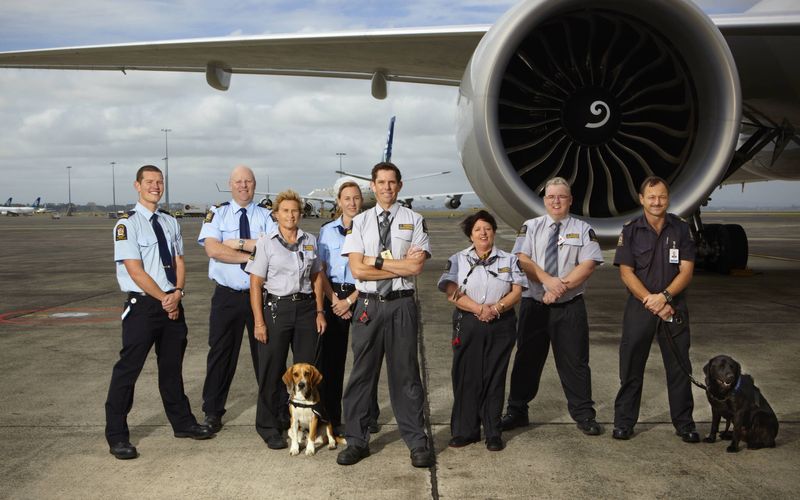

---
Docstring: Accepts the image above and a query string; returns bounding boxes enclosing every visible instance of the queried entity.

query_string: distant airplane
[1,197,41,216]
[2,0,798,272]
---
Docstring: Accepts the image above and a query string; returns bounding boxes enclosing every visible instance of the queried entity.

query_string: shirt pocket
[137,233,159,250]
[219,222,239,240]
[393,229,413,257]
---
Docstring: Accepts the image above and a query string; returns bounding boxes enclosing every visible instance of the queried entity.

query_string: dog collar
[733,375,742,393]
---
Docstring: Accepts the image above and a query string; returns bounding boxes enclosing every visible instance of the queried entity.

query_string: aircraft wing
[0,27,487,89]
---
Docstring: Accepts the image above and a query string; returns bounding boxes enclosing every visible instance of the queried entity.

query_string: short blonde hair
[274,189,302,211]
[545,176,571,194]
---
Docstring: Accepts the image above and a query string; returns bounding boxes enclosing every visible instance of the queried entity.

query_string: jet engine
[445,195,463,209]
[457,0,741,243]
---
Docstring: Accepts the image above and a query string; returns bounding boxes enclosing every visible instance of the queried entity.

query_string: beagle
[282,363,344,456]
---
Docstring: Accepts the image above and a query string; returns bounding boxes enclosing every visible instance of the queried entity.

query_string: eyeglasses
[544,194,570,202]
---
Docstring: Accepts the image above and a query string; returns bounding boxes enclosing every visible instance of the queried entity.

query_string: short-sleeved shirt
[244,228,322,296]
[437,246,528,304]
[341,204,431,293]
[198,199,276,291]
[318,216,355,285]
[513,215,603,302]
[613,213,696,294]
[113,202,183,293]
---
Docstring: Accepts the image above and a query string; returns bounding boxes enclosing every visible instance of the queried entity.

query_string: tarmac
[0,211,798,500]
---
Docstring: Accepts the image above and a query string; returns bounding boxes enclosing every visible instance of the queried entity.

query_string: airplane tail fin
[33,197,41,208]
[382,115,395,162]
[4,197,11,206]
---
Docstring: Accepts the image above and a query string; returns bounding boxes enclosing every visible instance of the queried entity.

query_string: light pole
[161,128,172,210]
[110,161,117,214]
[66,165,72,215]
[336,152,347,174]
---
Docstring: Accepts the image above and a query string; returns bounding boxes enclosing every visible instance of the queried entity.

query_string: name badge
[381,249,394,260]
[669,248,679,264]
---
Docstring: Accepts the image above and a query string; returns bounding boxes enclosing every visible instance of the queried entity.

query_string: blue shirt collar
[134,202,156,219]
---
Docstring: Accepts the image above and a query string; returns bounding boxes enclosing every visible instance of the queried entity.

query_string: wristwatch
[662,289,673,303]
[374,255,384,270]
[174,287,185,297]
[238,239,245,251]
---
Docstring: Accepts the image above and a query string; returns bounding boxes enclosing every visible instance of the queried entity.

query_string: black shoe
[203,415,223,434]
[612,426,633,440]
[410,447,434,468]
[174,424,215,440]
[448,436,479,448]
[485,436,505,451]
[266,434,287,450]
[576,418,603,436]
[368,421,380,434]
[676,427,700,443]
[337,445,370,465]
[109,441,138,460]
[500,413,529,431]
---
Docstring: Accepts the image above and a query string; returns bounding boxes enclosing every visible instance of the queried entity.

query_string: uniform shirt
[113,202,184,293]
[341,203,431,293]
[245,228,322,296]
[318,216,355,285]
[198,199,276,291]
[513,214,603,302]
[613,213,696,294]
[437,246,528,304]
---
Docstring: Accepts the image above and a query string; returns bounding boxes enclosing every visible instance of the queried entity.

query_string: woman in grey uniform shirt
[246,190,326,449]
[438,210,526,451]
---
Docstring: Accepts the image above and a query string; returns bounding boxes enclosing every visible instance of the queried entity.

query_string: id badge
[380,249,393,260]
[669,248,679,264]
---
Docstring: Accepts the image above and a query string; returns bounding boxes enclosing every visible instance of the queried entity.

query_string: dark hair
[639,176,669,195]
[370,162,402,183]
[136,165,162,183]
[460,210,497,238]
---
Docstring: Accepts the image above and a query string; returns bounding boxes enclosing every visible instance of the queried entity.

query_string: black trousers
[202,285,257,419]
[614,295,695,430]
[105,295,196,445]
[450,309,516,440]
[342,296,427,449]
[321,290,380,429]
[255,297,317,441]
[506,296,596,422]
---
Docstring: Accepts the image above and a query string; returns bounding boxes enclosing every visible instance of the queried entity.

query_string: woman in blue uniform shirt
[438,210,526,451]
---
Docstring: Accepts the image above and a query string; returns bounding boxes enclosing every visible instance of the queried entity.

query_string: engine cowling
[457,0,741,242]
[445,196,462,209]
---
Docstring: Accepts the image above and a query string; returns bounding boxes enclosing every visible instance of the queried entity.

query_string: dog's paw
[305,446,316,456]
[703,435,716,443]
[726,444,739,453]
[328,441,337,450]
[719,431,733,440]
[290,446,300,456]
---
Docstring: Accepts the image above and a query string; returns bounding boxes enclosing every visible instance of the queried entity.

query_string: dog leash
[657,316,708,391]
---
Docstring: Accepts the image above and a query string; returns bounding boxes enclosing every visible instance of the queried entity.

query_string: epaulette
[217,201,230,208]
[320,219,335,228]
[118,210,135,219]
[157,208,172,216]
[623,219,633,226]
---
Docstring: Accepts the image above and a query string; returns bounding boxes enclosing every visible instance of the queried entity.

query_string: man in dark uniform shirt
[612,176,699,443]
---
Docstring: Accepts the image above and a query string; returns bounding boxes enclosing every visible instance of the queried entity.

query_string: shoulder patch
[617,233,624,247]
[422,219,428,234]
[203,210,215,223]
[115,224,128,241]
[517,224,527,236]
[588,229,598,242]
[445,260,452,271]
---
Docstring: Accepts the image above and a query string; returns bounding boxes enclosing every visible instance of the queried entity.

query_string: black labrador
[703,355,779,452]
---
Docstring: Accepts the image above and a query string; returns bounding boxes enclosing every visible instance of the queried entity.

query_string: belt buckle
[291,293,303,302]
[376,293,387,303]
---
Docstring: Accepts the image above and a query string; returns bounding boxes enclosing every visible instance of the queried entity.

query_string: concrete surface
[0,211,798,499]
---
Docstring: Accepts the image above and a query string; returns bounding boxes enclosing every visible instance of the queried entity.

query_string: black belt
[358,290,414,302]
[529,294,582,307]
[127,291,176,300]
[216,283,250,294]
[331,282,356,293]
[267,292,313,302]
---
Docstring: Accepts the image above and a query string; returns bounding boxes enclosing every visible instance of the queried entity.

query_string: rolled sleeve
[244,236,269,278]
[437,254,459,292]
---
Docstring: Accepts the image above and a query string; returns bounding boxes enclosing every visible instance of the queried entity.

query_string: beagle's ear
[282,366,295,387]
[310,365,323,387]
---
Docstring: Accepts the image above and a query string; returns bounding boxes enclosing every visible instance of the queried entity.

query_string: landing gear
[691,212,749,274]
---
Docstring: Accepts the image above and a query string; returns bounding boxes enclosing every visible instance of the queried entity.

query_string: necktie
[151,213,177,285]
[239,207,250,270]
[377,211,392,296]
[545,221,561,278]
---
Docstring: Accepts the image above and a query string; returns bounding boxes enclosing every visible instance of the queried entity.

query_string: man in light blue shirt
[198,165,276,433]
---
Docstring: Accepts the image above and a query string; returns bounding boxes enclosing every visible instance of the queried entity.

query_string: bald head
[229,165,256,207]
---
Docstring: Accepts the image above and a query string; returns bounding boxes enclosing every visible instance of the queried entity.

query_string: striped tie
[376,211,392,296]
[545,221,561,277]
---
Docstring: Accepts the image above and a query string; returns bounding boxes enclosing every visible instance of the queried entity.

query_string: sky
[0,0,796,210]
